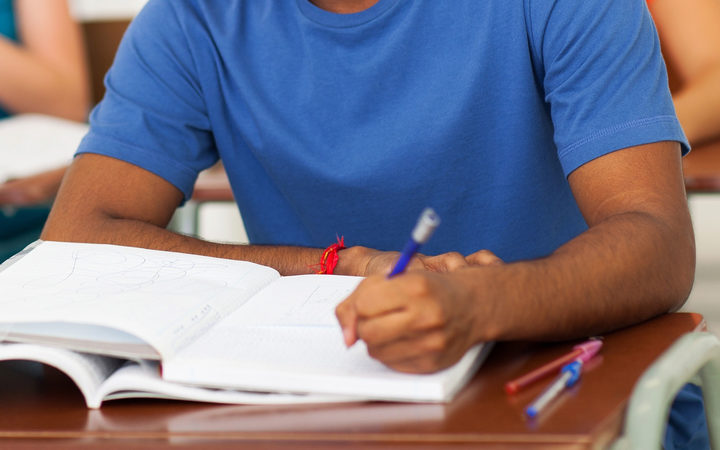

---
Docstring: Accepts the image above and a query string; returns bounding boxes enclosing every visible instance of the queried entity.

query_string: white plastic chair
[612,331,720,449]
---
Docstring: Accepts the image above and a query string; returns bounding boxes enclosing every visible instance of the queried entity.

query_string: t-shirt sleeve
[527,0,688,176]
[76,0,217,201]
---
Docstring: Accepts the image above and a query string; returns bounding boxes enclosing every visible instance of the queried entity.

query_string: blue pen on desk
[525,360,583,419]
[388,208,441,278]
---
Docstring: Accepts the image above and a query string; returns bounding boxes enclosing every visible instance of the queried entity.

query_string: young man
[44,0,692,370]
[43,1,702,445]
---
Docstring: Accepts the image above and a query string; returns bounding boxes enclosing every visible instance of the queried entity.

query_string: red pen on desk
[504,339,602,394]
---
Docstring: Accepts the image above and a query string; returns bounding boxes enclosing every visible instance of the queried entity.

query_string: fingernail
[342,327,355,347]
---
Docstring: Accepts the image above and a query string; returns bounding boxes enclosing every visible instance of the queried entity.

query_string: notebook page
[221,274,363,328]
[97,361,353,409]
[0,343,123,407]
[0,241,280,358]
[164,275,484,402]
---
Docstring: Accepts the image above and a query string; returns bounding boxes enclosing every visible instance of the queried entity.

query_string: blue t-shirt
[78,0,687,260]
[0,0,17,119]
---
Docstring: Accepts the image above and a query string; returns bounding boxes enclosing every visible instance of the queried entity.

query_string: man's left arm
[336,141,694,373]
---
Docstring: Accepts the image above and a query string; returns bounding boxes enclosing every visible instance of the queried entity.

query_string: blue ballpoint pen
[387,208,441,278]
[525,360,583,419]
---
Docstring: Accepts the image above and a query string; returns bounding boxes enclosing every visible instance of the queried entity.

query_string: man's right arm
[42,154,330,275]
[42,154,470,277]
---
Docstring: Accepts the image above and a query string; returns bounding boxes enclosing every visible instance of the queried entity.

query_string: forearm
[0,37,87,121]
[674,66,720,145]
[463,210,695,342]
[41,212,328,276]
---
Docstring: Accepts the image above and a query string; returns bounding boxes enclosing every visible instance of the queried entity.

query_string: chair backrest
[81,20,131,106]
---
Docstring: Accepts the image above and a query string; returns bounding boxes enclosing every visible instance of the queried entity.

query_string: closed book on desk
[0,241,487,408]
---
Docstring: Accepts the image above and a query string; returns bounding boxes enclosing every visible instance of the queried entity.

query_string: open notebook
[0,241,488,408]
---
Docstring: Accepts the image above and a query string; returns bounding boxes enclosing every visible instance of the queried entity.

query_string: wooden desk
[0,313,704,448]
[684,140,720,193]
[192,165,234,202]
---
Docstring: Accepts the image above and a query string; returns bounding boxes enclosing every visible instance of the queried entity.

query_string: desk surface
[193,166,234,202]
[0,313,703,448]
[684,140,720,193]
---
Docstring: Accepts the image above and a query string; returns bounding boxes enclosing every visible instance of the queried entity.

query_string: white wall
[69,0,148,22]
[198,203,249,244]
[682,196,720,333]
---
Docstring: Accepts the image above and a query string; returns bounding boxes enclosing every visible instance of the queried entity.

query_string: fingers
[336,261,488,373]
[466,249,504,266]
[336,274,430,347]
[357,248,501,276]
[336,272,476,373]
[364,329,470,374]
[365,329,448,373]
[335,297,359,346]
[355,299,443,346]
[420,251,467,272]
[420,250,503,272]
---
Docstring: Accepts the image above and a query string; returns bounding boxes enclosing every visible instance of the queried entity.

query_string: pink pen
[505,339,603,395]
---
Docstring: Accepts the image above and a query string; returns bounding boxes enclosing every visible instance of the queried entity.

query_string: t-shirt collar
[296,0,401,28]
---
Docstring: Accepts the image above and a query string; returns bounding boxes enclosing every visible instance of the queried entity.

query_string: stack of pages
[0,241,488,408]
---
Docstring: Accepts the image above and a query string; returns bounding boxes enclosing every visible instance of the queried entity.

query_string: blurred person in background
[0,0,89,262]
[649,0,720,146]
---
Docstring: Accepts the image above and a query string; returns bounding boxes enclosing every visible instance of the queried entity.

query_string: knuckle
[447,253,467,270]
[357,321,380,343]
[468,249,501,265]
[423,332,448,353]
[415,302,446,329]
[415,357,441,374]
[366,344,384,361]
[407,274,433,296]
[334,302,348,316]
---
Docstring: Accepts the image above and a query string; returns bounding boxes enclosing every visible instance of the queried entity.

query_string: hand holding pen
[336,208,441,347]
[335,208,502,373]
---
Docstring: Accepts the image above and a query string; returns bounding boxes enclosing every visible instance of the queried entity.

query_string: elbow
[667,228,696,313]
[40,205,104,244]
